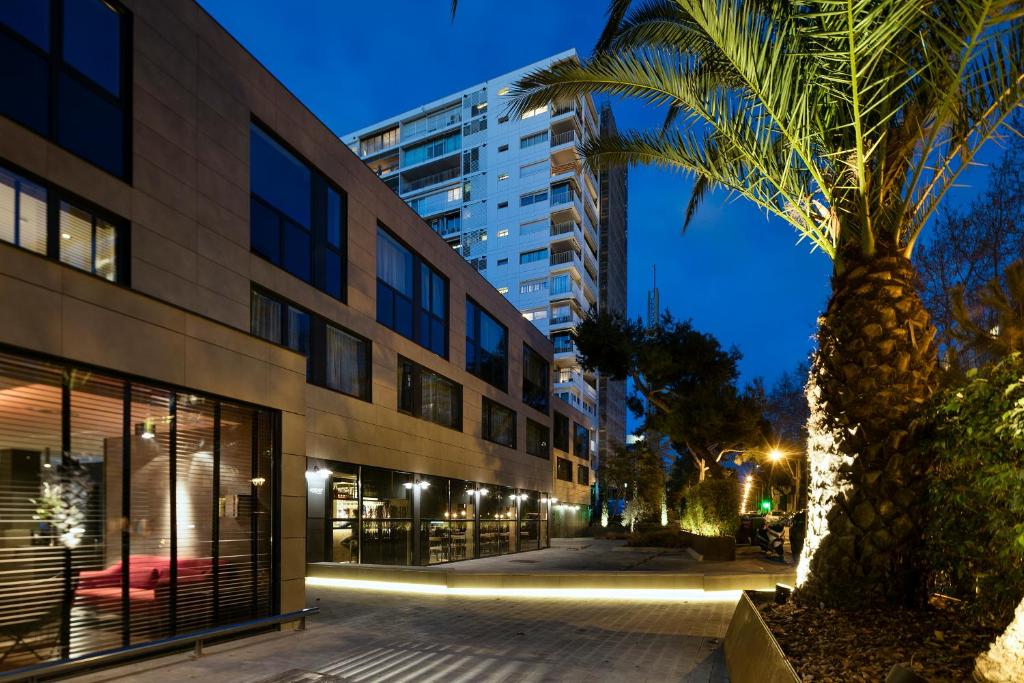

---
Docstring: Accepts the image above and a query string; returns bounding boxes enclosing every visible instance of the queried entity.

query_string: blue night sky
[198,0,993,389]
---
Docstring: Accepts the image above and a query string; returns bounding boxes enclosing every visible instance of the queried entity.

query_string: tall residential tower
[344,50,629,520]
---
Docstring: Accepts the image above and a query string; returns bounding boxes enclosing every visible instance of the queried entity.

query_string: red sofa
[76,555,217,609]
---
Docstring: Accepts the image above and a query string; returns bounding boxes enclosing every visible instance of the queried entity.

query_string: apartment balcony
[549,309,582,332]
[550,129,577,149]
[550,249,581,269]
[553,369,598,401]
[550,220,584,251]
[400,165,461,194]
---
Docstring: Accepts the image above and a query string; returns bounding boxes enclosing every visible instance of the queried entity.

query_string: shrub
[679,478,739,538]
[924,353,1024,625]
[628,528,690,548]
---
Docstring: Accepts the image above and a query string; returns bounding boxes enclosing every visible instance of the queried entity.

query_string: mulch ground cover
[759,597,999,681]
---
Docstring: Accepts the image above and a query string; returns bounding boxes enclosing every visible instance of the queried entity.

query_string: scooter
[755,518,788,560]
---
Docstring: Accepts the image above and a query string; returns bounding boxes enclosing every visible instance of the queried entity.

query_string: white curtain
[250,292,281,344]
[376,229,413,296]
[326,325,364,396]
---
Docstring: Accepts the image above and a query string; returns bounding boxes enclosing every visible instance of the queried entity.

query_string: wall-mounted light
[305,465,331,481]
[251,476,267,487]
[405,481,431,490]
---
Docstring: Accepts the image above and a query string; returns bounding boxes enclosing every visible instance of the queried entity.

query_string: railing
[550,250,579,266]
[550,220,577,237]
[550,188,577,206]
[553,340,575,354]
[551,104,575,117]
[551,130,576,147]
[550,161,578,176]
[0,607,320,683]
[549,314,576,326]
[402,166,460,193]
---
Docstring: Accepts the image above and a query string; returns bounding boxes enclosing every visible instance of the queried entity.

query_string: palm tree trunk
[798,254,938,608]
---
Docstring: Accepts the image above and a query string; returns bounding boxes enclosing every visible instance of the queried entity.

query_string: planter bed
[754,593,998,681]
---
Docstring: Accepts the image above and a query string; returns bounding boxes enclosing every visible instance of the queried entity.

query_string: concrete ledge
[306,562,790,592]
[723,592,800,683]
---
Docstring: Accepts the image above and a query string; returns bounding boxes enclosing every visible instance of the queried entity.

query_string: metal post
[194,639,203,658]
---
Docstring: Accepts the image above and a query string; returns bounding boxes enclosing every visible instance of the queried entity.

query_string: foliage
[510,0,1024,269]
[31,458,93,549]
[951,259,1024,364]
[603,433,667,510]
[600,504,609,528]
[627,528,689,548]
[622,496,651,532]
[679,477,740,538]
[574,311,768,478]
[916,122,1024,365]
[924,353,1024,625]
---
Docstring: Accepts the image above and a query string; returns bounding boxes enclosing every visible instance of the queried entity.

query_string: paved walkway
[72,583,735,683]
[426,538,794,575]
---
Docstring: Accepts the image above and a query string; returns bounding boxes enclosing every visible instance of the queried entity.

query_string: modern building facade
[342,53,623,525]
[0,0,557,675]
[596,103,628,483]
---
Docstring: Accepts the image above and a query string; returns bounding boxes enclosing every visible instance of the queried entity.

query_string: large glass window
[250,123,346,299]
[553,411,570,451]
[250,289,369,400]
[577,464,590,486]
[465,298,508,391]
[401,132,461,166]
[556,457,573,482]
[573,421,591,460]
[522,344,549,413]
[58,201,118,281]
[326,464,359,564]
[482,398,516,448]
[0,162,126,282]
[479,485,516,557]
[0,0,128,177]
[0,166,47,255]
[525,418,549,459]
[359,467,413,566]
[0,350,276,673]
[376,226,448,357]
[398,357,462,431]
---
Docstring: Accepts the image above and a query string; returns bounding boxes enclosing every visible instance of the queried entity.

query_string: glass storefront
[306,461,548,566]
[0,349,278,675]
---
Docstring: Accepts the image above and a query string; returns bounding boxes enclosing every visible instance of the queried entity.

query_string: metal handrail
[551,130,576,146]
[402,166,461,193]
[550,250,580,266]
[2,607,319,683]
[550,220,578,237]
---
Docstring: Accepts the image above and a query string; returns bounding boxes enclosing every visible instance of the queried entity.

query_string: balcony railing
[550,250,580,266]
[550,220,578,237]
[402,167,461,193]
[551,104,575,117]
[553,340,575,354]
[550,188,577,206]
[551,130,576,147]
[549,313,577,326]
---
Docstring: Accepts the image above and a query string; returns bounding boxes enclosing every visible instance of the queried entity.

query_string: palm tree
[507,0,1024,607]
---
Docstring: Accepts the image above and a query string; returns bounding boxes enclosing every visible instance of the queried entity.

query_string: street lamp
[768,448,783,463]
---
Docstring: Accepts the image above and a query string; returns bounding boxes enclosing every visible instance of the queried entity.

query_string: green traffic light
[760,499,772,511]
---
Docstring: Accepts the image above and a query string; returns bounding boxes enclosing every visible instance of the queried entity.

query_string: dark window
[556,457,572,482]
[522,343,549,413]
[573,421,590,460]
[497,144,508,152]
[525,418,549,459]
[0,161,127,282]
[398,357,463,431]
[577,464,590,486]
[249,123,347,299]
[497,258,508,266]
[497,201,508,209]
[553,411,570,451]
[250,288,370,400]
[482,397,515,448]
[520,248,548,264]
[519,190,548,207]
[0,0,129,177]
[376,225,448,357]
[466,298,508,391]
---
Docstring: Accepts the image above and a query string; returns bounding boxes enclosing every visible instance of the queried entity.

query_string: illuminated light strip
[305,576,742,603]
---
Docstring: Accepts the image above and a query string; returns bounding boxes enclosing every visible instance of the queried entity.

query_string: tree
[574,311,768,481]
[509,0,1023,609]
[916,121,1024,368]
[760,363,811,509]
[603,433,667,527]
